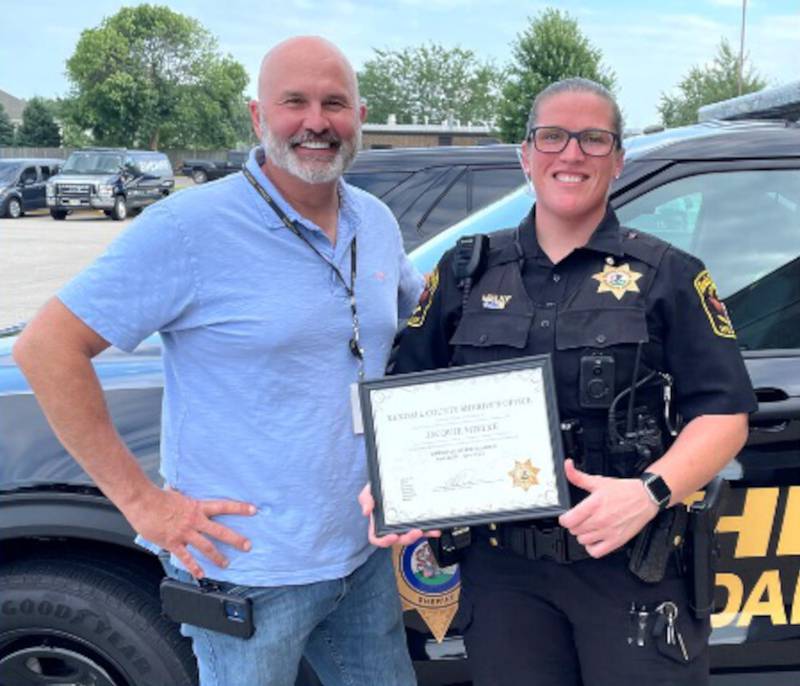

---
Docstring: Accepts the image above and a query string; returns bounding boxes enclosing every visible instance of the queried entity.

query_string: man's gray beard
[261,122,361,184]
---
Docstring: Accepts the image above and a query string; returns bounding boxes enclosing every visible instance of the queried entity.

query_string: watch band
[640,472,671,511]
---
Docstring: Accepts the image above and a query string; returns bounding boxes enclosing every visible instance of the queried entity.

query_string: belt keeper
[523,528,535,558]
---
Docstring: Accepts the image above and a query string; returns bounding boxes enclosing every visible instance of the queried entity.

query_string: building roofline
[362,123,493,134]
[0,88,26,122]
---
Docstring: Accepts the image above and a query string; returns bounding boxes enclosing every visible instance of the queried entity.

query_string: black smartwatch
[640,472,672,511]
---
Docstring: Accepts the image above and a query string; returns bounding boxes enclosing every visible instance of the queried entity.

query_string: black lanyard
[242,166,364,378]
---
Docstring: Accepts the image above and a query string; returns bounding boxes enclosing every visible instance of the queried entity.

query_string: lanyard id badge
[242,166,366,433]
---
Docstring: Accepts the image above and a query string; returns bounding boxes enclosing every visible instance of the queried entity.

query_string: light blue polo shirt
[59,148,423,585]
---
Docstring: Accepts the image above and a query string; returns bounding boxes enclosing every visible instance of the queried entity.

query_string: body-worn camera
[160,578,254,639]
[579,354,615,408]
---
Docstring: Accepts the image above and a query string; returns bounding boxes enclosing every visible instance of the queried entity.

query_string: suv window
[345,171,412,199]
[63,152,124,174]
[344,146,525,251]
[470,167,526,215]
[419,173,467,238]
[20,166,37,184]
[617,169,800,350]
[383,166,466,251]
[228,151,248,166]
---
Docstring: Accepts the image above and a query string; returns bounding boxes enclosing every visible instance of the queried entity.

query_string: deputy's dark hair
[525,78,623,143]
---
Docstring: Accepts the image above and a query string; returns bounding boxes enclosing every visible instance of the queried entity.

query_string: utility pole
[737,0,747,96]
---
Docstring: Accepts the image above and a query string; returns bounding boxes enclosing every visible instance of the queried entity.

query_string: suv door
[135,156,172,206]
[615,164,800,672]
[19,166,41,211]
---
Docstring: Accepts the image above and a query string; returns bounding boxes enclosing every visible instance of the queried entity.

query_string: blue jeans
[165,548,416,686]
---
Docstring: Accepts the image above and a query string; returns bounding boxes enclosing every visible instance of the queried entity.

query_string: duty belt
[489,524,591,563]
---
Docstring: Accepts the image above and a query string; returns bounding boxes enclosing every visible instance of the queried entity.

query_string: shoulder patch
[693,270,736,339]
[407,268,439,328]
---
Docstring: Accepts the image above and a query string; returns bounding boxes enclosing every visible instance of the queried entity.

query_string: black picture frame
[359,354,570,536]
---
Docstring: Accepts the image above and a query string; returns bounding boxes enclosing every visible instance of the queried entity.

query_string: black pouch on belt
[686,476,729,618]
[628,506,688,584]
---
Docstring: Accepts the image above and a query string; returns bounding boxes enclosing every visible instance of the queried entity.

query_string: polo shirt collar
[245,146,358,235]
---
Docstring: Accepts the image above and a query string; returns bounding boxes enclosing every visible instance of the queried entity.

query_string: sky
[1,0,798,130]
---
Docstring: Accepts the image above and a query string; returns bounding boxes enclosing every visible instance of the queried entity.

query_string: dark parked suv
[345,144,525,251]
[2,121,800,686]
[0,158,62,218]
[47,148,174,221]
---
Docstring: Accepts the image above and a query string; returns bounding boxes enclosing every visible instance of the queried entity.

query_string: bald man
[14,36,422,686]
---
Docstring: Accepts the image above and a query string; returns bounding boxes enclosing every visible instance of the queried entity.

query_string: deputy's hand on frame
[558,459,658,559]
[124,484,256,579]
[358,483,441,547]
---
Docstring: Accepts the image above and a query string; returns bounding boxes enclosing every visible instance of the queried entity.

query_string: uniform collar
[245,146,357,236]
[517,203,625,260]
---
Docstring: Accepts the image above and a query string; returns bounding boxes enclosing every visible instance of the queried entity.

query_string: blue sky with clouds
[1,0,798,130]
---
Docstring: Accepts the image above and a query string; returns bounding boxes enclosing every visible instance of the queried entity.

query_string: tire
[50,209,68,220]
[191,169,208,184]
[111,196,128,221]
[0,558,197,686]
[4,197,23,219]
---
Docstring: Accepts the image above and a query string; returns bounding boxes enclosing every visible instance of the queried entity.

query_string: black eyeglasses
[526,126,619,157]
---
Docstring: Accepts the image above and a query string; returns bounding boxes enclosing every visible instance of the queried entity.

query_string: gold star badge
[508,459,540,491]
[592,263,643,300]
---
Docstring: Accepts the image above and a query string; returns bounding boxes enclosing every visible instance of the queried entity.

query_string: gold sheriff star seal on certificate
[592,263,643,300]
[393,542,461,643]
[508,459,540,491]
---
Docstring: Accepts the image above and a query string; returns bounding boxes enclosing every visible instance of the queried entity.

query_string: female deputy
[363,78,756,686]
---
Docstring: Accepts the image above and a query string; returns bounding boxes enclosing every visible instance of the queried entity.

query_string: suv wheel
[111,196,128,221]
[191,169,207,184]
[50,209,68,220]
[4,197,23,219]
[0,558,197,686]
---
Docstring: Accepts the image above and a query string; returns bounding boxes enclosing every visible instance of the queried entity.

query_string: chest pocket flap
[451,309,534,349]
[556,307,649,350]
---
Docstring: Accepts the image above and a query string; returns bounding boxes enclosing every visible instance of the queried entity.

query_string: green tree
[497,9,616,143]
[167,57,253,149]
[658,39,767,127]
[52,97,93,148]
[358,43,504,126]
[64,4,248,149]
[15,97,61,147]
[0,104,14,145]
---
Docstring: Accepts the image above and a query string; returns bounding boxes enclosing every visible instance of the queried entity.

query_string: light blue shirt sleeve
[58,202,198,352]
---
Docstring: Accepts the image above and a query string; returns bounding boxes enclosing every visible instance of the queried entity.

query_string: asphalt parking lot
[1,177,193,328]
[1,210,131,328]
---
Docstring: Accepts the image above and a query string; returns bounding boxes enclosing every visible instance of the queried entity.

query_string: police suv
[47,148,174,221]
[1,121,800,686]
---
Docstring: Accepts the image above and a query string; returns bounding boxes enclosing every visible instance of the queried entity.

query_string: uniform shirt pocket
[450,310,534,349]
[556,307,649,350]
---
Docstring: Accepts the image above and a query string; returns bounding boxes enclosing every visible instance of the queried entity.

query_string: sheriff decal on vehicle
[394,540,460,642]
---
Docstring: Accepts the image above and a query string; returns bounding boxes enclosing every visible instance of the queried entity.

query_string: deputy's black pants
[460,538,710,686]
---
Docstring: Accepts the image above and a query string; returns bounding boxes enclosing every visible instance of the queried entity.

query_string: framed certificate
[359,355,570,536]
